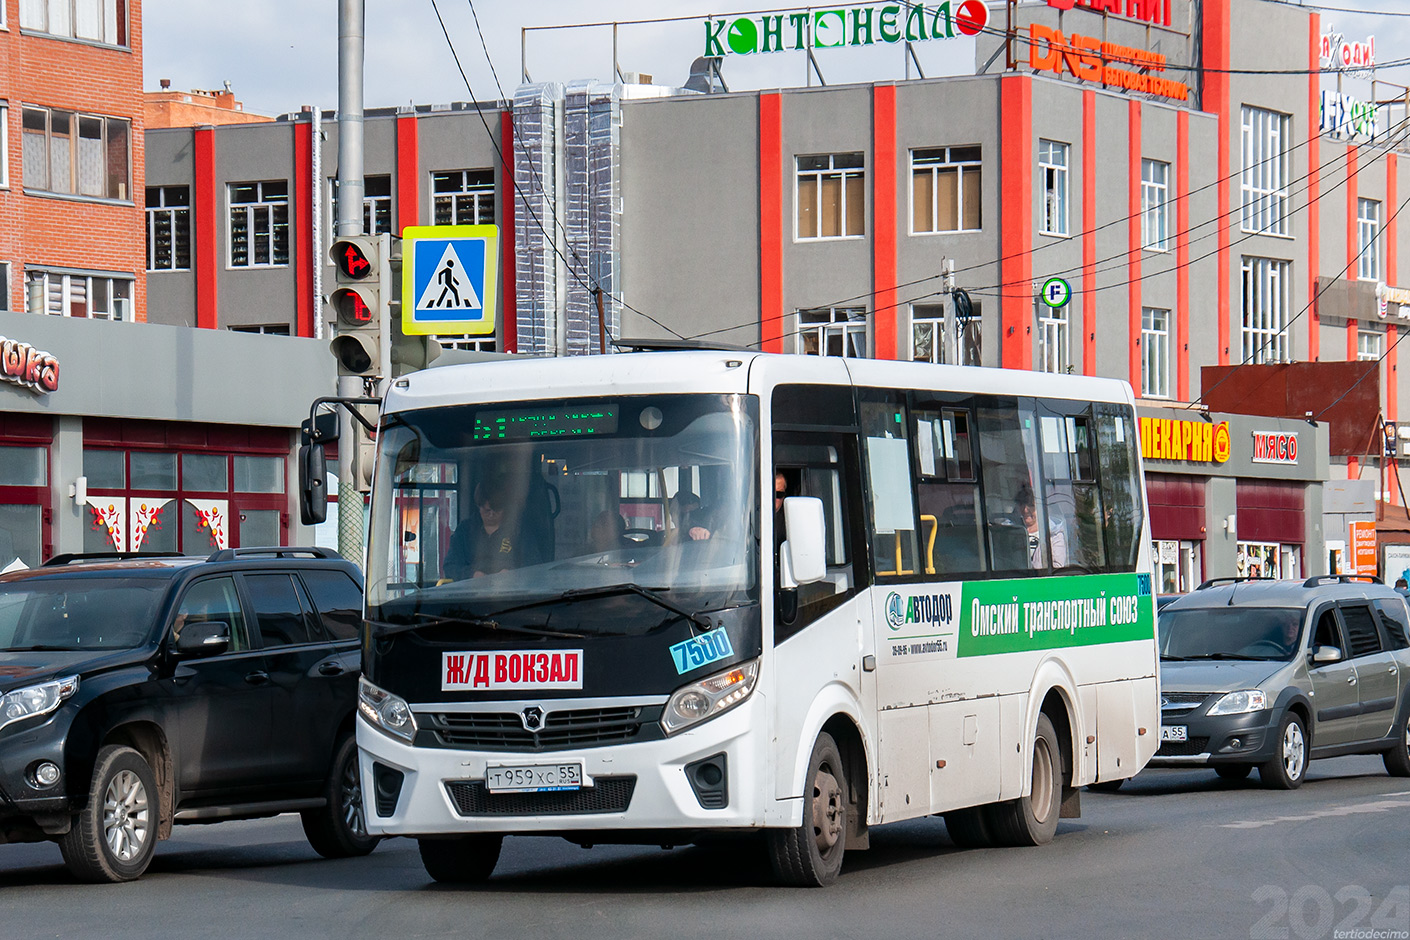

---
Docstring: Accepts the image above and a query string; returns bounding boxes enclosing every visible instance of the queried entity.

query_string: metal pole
[336,0,366,567]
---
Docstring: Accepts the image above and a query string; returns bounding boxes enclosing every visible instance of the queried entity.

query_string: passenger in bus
[444,477,528,580]
[774,470,791,549]
[1016,483,1067,569]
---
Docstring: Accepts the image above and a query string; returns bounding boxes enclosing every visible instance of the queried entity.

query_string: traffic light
[385,238,443,376]
[328,234,389,376]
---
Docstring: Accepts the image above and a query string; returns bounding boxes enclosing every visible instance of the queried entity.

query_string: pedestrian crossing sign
[401,224,499,336]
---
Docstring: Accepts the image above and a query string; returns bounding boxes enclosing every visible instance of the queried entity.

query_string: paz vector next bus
[337,350,1159,886]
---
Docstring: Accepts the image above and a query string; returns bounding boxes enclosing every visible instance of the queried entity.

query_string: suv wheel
[419,834,504,883]
[1384,705,1410,777]
[301,734,381,858]
[1259,712,1307,790]
[59,745,159,883]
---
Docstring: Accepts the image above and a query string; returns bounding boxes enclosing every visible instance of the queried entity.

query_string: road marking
[1222,790,1410,829]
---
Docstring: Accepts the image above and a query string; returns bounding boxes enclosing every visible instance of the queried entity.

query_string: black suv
[0,547,376,881]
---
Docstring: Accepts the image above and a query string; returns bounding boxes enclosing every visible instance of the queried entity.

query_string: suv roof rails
[205,546,345,563]
[611,337,754,353]
[1195,576,1278,590]
[1302,574,1383,588]
[43,551,187,567]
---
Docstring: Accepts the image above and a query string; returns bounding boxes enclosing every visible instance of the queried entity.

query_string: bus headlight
[358,677,417,743]
[662,659,759,736]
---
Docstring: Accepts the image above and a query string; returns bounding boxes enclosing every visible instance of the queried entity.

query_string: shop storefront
[0,311,334,565]
[1137,407,1328,592]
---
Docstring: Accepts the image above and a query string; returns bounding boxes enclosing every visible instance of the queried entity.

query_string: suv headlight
[661,659,759,736]
[1207,689,1268,716]
[358,677,417,743]
[0,676,78,733]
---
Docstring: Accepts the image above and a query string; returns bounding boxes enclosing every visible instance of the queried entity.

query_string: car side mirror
[1310,644,1343,665]
[174,621,231,658]
[779,496,827,589]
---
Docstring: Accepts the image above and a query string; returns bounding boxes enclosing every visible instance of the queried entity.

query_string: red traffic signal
[331,287,374,326]
[334,239,374,280]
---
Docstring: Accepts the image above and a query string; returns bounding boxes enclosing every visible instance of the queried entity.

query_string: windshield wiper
[492,583,714,631]
[371,613,584,640]
[1177,652,1258,661]
[4,645,79,652]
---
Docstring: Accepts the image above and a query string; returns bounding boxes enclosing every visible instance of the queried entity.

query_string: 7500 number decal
[669,628,735,675]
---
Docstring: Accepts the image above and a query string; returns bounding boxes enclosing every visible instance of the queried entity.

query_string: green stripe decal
[958,572,1154,658]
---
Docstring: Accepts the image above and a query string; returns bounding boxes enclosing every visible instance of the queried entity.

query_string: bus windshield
[366,394,759,636]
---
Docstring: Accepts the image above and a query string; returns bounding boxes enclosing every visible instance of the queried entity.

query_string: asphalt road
[2,756,1408,940]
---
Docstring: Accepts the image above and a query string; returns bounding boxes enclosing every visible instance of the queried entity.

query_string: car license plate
[1161,725,1188,742]
[485,762,583,794]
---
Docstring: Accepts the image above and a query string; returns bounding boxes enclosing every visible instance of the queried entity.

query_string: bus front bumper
[356,698,768,836]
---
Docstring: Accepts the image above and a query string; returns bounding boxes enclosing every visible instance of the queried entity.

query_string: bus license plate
[1161,725,1188,742]
[485,762,583,794]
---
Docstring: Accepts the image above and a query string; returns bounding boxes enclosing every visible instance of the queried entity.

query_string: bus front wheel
[767,732,848,886]
[987,713,1063,847]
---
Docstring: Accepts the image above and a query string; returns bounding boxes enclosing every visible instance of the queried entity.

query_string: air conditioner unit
[113,297,132,322]
[1400,441,1410,458]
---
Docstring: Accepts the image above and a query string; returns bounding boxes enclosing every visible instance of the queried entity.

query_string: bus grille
[418,706,649,752]
[1156,737,1211,757]
[445,776,637,816]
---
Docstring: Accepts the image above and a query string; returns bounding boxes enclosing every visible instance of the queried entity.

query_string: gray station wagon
[1148,576,1410,789]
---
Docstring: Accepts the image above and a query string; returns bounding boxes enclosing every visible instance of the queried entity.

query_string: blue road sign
[401,225,499,336]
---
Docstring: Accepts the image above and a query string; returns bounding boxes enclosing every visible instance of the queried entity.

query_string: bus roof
[382,351,1137,415]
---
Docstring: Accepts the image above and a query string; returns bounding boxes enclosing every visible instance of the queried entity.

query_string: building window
[911,146,981,234]
[432,170,494,225]
[146,186,191,272]
[1141,159,1170,251]
[797,153,865,239]
[1039,140,1069,237]
[229,324,291,336]
[1241,106,1291,235]
[19,0,128,46]
[0,263,9,312]
[1141,307,1171,398]
[1241,256,1291,364]
[329,174,392,237]
[1036,300,1070,373]
[799,307,867,357]
[228,181,289,268]
[0,102,8,188]
[25,269,133,320]
[435,335,497,353]
[1358,198,1382,282]
[911,301,981,366]
[1358,321,1384,362]
[21,106,130,200]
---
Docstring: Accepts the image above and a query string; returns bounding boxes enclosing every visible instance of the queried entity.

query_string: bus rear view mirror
[299,443,328,525]
[780,496,827,588]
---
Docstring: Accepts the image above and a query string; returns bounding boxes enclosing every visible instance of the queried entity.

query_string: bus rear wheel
[767,732,847,886]
[987,714,1062,847]
[941,806,994,848]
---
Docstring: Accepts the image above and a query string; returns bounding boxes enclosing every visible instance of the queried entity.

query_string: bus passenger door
[771,433,871,803]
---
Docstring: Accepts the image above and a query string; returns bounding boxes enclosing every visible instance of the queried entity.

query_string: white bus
[350,350,1159,886]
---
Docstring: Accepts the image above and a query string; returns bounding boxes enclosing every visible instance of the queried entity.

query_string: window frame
[0,262,9,313]
[910,145,982,235]
[327,174,393,240]
[1357,321,1384,362]
[19,0,129,47]
[1141,158,1170,252]
[431,169,495,227]
[0,101,9,189]
[795,152,867,241]
[798,306,869,358]
[1036,300,1070,374]
[1240,105,1292,237]
[227,180,290,269]
[1038,139,1070,237]
[1241,256,1291,364]
[145,185,191,272]
[24,268,133,320]
[1358,197,1382,282]
[21,104,131,201]
[1141,306,1172,399]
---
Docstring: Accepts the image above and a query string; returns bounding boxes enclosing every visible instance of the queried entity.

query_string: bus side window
[860,397,920,578]
[977,399,1048,572]
[774,440,857,643]
[1094,407,1143,571]
[913,407,985,575]
[1036,407,1106,571]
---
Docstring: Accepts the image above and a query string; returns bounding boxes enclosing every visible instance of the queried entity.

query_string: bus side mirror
[779,496,827,589]
[299,443,328,525]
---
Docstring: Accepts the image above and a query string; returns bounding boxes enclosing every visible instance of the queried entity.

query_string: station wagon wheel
[302,734,381,858]
[59,745,159,883]
[1383,702,1410,778]
[1259,712,1307,790]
